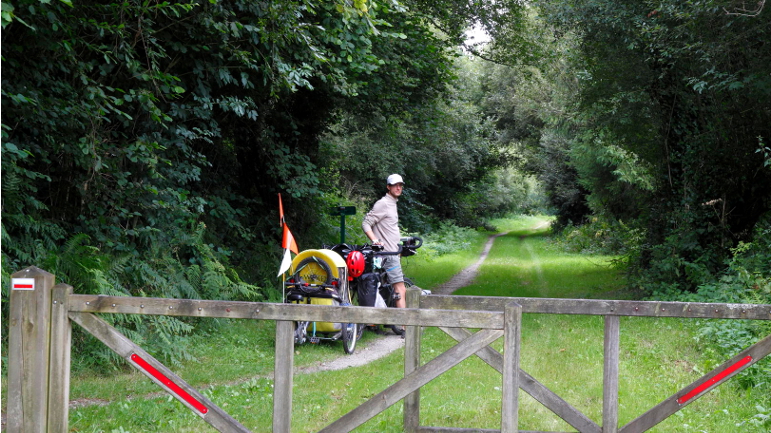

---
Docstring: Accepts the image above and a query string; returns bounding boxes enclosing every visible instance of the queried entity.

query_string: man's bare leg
[394,281,406,309]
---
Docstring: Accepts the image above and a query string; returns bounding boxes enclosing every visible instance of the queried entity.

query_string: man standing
[362,174,407,311]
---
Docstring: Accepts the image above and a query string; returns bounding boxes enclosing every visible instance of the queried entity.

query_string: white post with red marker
[12,278,35,291]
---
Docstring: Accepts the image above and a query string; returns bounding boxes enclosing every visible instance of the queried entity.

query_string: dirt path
[431,231,509,295]
[295,332,406,374]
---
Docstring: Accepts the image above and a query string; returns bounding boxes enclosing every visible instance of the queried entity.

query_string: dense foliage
[1,0,533,366]
[2,0,769,374]
[481,0,770,396]
[463,0,770,295]
[529,0,771,291]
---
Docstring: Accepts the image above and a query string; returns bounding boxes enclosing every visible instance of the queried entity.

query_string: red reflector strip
[677,356,753,405]
[130,353,208,414]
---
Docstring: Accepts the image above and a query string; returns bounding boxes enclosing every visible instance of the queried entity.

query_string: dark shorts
[381,255,404,285]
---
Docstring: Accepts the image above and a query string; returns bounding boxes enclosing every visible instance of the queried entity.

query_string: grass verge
[7,216,770,432]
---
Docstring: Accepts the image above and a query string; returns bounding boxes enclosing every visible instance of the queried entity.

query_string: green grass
[455,215,627,299]
[401,228,490,291]
[60,233,494,432]
[66,318,769,432]
[10,215,771,432]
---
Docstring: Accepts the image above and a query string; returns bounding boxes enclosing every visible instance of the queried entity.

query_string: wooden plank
[501,302,522,433]
[620,333,771,433]
[440,327,601,433]
[318,328,505,433]
[273,321,295,433]
[47,284,73,433]
[6,269,27,433]
[417,428,570,433]
[417,428,500,433]
[69,312,252,433]
[404,288,423,433]
[603,315,620,433]
[7,267,55,433]
[422,295,771,320]
[68,294,504,329]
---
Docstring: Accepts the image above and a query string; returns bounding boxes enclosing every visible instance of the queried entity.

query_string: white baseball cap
[387,174,404,185]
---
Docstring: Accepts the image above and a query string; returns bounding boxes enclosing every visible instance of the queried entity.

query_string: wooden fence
[6,266,771,432]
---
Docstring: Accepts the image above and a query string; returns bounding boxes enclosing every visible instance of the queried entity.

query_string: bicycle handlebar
[367,236,422,255]
[324,236,423,261]
[370,247,401,256]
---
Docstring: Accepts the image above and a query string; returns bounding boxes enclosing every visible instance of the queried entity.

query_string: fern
[3,222,263,371]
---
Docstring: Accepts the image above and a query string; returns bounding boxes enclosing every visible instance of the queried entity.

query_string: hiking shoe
[390,325,405,336]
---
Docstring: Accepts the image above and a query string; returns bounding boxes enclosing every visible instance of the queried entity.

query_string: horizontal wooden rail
[9,266,770,433]
[422,295,771,319]
[417,429,569,433]
[440,327,601,433]
[67,294,504,329]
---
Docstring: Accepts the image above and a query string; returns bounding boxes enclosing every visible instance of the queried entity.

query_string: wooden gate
[6,266,771,432]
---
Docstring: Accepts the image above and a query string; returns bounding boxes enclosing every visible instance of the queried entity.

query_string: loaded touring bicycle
[283,237,423,354]
[284,249,361,354]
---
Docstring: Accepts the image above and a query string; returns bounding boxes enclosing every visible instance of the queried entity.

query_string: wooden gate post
[404,287,423,433]
[273,320,295,433]
[7,267,56,433]
[48,284,74,432]
[603,315,621,433]
[501,301,522,433]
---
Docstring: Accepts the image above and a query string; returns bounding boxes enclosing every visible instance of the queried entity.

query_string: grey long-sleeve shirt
[362,194,400,252]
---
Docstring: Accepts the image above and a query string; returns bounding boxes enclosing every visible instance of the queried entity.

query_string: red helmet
[346,251,365,278]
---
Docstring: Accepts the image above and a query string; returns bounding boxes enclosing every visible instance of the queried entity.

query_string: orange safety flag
[278,194,299,254]
[279,192,286,226]
[282,224,299,255]
[278,194,299,277]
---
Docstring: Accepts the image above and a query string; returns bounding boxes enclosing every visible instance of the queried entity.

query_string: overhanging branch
[723,0,765,16]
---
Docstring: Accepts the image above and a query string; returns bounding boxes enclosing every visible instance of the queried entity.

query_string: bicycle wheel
[293,257,333,285]
[341,322,358,354]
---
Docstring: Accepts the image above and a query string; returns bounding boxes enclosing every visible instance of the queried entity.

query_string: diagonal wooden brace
[69,312,252,433]
[620,333,771,433]
[318,328,505,433]
[440,326,602,433]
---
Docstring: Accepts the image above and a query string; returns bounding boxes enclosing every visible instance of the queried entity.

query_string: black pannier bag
[357,272,380,307]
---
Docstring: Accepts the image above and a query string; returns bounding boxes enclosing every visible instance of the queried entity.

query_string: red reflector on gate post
[677,356,753,405]
[131,353,209,414]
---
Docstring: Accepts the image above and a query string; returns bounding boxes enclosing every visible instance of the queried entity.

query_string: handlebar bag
[357,272,380,307]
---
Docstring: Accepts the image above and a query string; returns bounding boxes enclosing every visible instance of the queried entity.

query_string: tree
[1,0,466,365]
[531,0,771,290]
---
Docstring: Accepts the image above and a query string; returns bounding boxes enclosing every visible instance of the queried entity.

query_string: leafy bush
[550,217,645,257]
[649,216,771,391]
[2,224,261,371]
[415,221,478,256]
